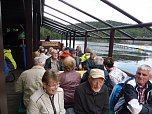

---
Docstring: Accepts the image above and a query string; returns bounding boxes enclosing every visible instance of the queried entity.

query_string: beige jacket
[15,65,46,107]
[27,88,66,114]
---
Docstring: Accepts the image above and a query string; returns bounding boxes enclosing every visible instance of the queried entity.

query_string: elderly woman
[27,69,65,114]
[59,56,81,110]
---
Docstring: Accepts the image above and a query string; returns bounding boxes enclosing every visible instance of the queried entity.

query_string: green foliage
[40,27,63,40]
[40,20,152,41]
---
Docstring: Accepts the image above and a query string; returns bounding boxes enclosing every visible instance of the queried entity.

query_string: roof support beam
[100,0,152,32]
[87,22,152,32]
[43,23,66,34]
[108,29,115,57]
[44,4,106,38]
[25,0,33,69]
[44,17,86,36]
[58,0,135,39]
[44,12,103,38]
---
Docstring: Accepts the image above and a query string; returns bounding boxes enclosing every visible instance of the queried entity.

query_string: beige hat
[90,69,105,79]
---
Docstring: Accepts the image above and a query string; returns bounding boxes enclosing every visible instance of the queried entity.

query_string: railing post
[108,29,115,57]
[73,31,76,49]
[84,31,88,53]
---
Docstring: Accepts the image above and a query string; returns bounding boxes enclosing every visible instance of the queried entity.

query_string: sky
[44,0,152,25]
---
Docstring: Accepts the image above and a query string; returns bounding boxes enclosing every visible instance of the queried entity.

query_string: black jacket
[44,57,60,70]
[124,79,152,114]
[74,81,109,114]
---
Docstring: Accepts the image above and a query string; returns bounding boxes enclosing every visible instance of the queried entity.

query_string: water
[52,40,152,75]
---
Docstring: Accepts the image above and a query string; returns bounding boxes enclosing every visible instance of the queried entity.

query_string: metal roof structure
[0,0,152,113]
[43,0,152,38]
[43,0,152,52]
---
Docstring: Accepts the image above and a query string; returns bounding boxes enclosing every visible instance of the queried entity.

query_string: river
[53,40,152,75]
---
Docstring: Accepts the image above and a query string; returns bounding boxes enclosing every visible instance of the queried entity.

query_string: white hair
[34,57,46,65]
[137,64,152,76]
[94,56,104,65]
[137,64,152,71]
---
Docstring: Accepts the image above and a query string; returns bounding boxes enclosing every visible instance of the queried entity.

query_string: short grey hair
[94,56,104,65]
[34,57,46,65]
[137,64,152,75]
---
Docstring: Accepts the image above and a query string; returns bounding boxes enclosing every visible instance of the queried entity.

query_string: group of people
[15,45,152,114]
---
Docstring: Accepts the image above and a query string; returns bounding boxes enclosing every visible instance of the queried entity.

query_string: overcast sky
[44,0,152,25]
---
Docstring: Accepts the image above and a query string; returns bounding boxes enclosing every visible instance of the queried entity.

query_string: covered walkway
[0,0,152,114]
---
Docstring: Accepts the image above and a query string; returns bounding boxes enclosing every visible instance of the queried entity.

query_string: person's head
[38,46,44,51]
[42,69,60,96]
[48,47,53,54]
[90,52,96,60]
[64,47,70,53]
[69,48,76,57]
[63,56,76,72]
[85,48,90,53]
[33,51,40,58]
[51,49,58,59]
[136,64,152,88]
[76,46,81,52]
[88,69,105,92]
[39,48,45,54]
[45,36,50,41]
[34,57,46,67]
[94,56,104,65]
[103,57,114,70]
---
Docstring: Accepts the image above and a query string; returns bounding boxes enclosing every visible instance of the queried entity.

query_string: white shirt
[109,67,128,87]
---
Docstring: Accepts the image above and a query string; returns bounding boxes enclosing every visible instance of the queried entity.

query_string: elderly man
[118,64,152,114]
[15,57,46,107]
[74,68,109,114]
[45,49,61,70]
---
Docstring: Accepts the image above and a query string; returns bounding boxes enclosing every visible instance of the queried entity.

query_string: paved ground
[6,69,23,114]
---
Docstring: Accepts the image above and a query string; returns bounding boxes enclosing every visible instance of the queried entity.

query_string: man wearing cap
[74,69,109,114]
[69,48,82,70]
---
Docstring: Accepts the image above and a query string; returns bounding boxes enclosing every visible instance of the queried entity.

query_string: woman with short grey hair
[27,69,65,114]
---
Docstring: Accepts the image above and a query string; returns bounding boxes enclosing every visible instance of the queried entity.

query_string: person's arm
[26,98,40,114]
[74,87,85,114]
[124,84,152,114]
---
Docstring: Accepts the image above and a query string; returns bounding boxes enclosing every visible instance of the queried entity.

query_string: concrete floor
[6,69,23,114]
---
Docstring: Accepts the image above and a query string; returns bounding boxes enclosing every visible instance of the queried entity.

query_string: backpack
[4,59,10,76]
[4,49,17,69]
[109,77,134,114]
